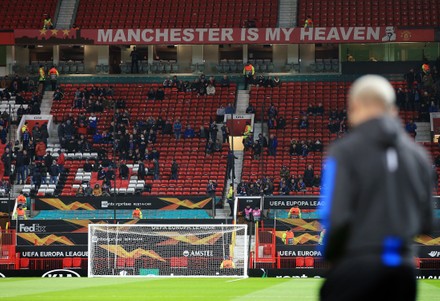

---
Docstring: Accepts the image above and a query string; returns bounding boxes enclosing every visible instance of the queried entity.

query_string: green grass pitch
[1,278,440,301]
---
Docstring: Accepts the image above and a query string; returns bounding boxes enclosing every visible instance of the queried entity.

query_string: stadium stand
[48,82,236,197]
[241,80,431,196]
[0,0,58,29]
[75,0,278,29]
[298,0,440,27]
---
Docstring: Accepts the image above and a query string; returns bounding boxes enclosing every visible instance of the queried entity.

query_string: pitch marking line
[226,278,247,283]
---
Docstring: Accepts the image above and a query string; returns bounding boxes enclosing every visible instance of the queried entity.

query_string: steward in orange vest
[282,228,294,245]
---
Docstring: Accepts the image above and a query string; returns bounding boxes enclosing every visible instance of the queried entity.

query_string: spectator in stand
[307,104,316,116]
[49,159,59,185]
[221,124,229,143]
[184,125,195,139]
[296,178,307,192]
[106,166,115,182]
[118,161,129,180]
[44,150,53,171]
[246,103,256,114]
[299,116,309,129]
[206,180,217,203]
[313,174,322,188]
[314,139,324,152]
[244,18,256,28]
[268,134,278,156]
[280,165,290,181]
[22,149,30,181]
[75,186,85,197]
[171,159,179,180]
[268,104,278,119]
[404,68,416,90]
[147,87,156,100]
[35,139,46,161]
[252,141,262,160]
[226,150,238,180]
[88,113,98,134]
[162,119,173,135]
[405,119,417,138]
[40,162,48,185]
[92,184,102,196]
[257,133,268,148]
[265,76,275,88]
[225,103,235,115]
[197,83,207,96]
[273,76,281,87]
[209,122,218,142]
[155,87,165,101]
[32,163,43,190]
[279,180,290,195]
[153,158,160,180]
[84,183,93,196]
[268,117,277,129]
[243,133,254,152]
[83,159,93,172]
[52,88,64,101]
[206,83,216,95]
[163,76,173,88]
[316,103,325,116]
[216,105,225,123]
[220,75,230,87]
[130,47,140,74]
[277,116,286,129]
[173,119,182,140]
[137,160,147,179]
[303,164,314,187]
[56,150,65,174]
[15,149,25,185]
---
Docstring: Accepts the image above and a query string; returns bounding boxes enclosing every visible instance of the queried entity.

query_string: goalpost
[88,224,248,278]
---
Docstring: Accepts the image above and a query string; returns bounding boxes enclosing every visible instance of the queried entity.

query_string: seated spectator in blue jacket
[92,132,102,144]
[279,181,290,195]
[155,87,165,101]
[405,119,417,136]
[225,103,235,115]
[174,119,182,140]
[268,104,278,119]
[268,117,277,129]
[220,75,230,87]
[268,134,278,156]
[147,87,156,100]
[184,125,195,138]
[299,116,309,129]
[295,178,307,192]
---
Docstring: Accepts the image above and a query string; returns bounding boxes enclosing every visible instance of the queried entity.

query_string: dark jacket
[321,116,434,265]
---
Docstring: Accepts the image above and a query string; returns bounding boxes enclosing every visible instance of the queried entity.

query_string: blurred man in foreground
[319,75,434,301]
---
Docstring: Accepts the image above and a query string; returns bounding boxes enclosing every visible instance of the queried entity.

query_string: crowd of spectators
[237,177,274,196]
[144,74,231,98]
[278,164,321,195]
[247,75,281,89]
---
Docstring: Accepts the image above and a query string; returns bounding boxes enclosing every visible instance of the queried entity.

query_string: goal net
[88,224,248,278]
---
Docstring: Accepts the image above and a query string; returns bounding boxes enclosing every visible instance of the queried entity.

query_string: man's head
[348,75,397,127]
